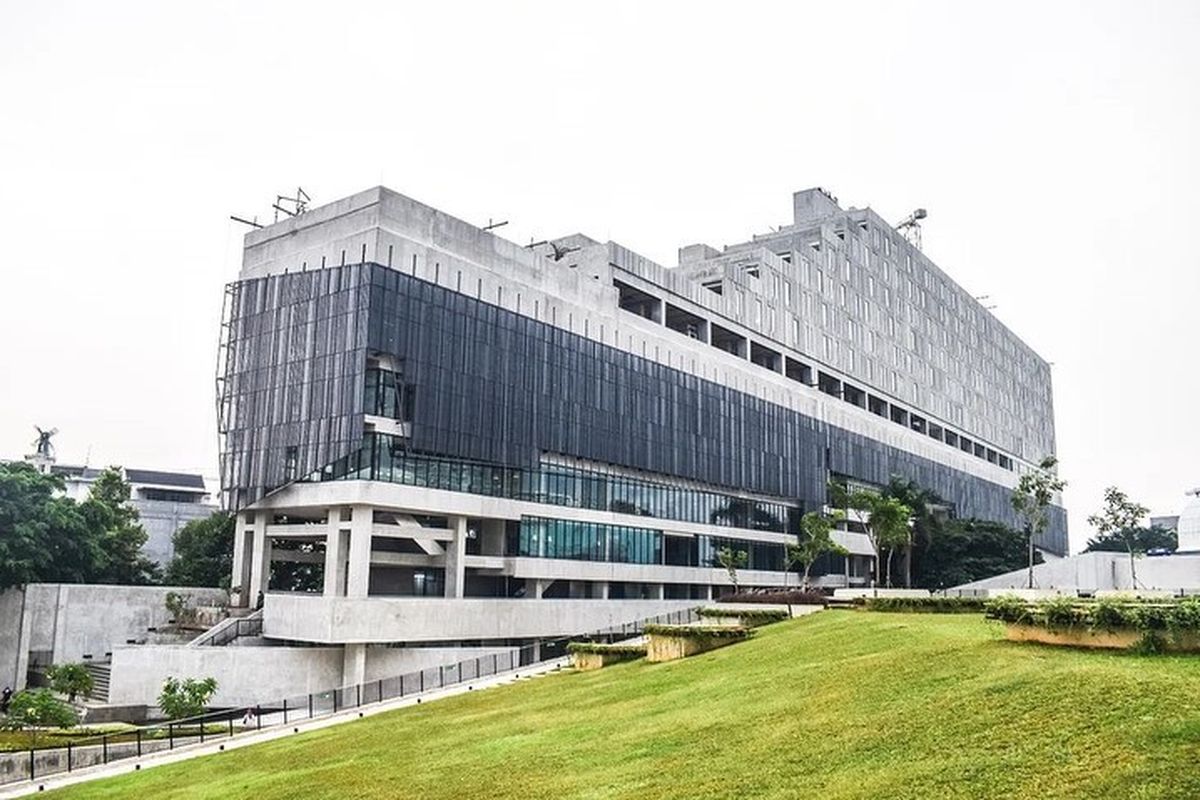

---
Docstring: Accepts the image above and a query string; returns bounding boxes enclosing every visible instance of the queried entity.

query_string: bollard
[102,734,109,764]
[256,704,262,731]
[169,722,175,750]
[308,693,313,719]
[283,698,288,725]
[137,729,142,758]
[67,741,73,772]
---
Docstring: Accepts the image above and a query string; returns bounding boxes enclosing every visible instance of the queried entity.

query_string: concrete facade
[0,584,227,690]
[105,643,519,707]
[953,551,1200,593]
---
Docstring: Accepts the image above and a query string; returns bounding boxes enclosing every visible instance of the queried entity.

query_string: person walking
[1,686,12,714]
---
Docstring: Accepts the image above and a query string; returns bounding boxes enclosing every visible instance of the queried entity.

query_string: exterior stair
[84,661,111,703]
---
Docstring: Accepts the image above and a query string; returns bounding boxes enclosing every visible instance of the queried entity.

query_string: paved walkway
[0,657,570,798]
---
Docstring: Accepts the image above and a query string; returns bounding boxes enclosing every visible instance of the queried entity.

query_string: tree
[716,546,748,593]
[158,676,218,720]
[787,510,847,592]
[848,491,912,588]
[881,477,945,589]
[1087,486,1151,589]
[0,690,78,746]
[46,663,94,703]
[1084,526,1176,556]
[0,462,105,590]
[915,518,1037,589]
[82,467,160,585]
[1011,456,1067,589]
[164,512,234,587]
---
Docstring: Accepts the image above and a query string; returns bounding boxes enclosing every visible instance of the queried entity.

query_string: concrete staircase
[84,662,111,703]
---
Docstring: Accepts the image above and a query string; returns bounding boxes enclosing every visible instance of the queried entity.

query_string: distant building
[12,450,218,566]
[1177,490,1200,553]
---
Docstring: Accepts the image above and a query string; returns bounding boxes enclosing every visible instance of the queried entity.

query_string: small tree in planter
[1,690,78,747]
[47,663,94,703]
[1087,486,1150,591]
[716,547,748,593]
[158,676,218,720]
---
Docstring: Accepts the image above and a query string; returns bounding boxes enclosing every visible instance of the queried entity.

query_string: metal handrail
[1,605,703,786]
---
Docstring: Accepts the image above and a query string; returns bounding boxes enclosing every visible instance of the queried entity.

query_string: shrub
[861,596,987,614]
[158,676,218,720]
[0,690,78,746]
[566,642,647,656]
[698,608,789,623]
[984,595,1033,624]
[644,624,751,640]
[1041,596,1084,628]
[1088,598,1130,632]
[720,590,827,606]
[47,663,94,703]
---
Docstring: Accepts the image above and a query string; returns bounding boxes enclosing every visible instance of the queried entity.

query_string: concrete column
[444,516,467,598]
[230,513,255,607]
[346,505,372,599]
[323,511,349,597]
[247,513,271,606]
[598,581,610,600]
[342,643,367,688]
[650,583,665,600]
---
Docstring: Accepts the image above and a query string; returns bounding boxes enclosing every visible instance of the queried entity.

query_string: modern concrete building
[212,185,1065,687]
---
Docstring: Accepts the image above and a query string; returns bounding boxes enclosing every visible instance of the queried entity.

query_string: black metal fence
[0,606,701,787]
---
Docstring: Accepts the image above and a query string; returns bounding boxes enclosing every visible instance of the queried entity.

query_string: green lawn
[49,612,1200,799]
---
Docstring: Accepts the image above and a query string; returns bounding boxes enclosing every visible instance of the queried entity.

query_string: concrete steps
[83,662,111,703]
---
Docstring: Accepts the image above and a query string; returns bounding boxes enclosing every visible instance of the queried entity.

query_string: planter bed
[986,596,1200,653]
[567,642,647,671]
[644,624,751,662]
[698,608,790,627]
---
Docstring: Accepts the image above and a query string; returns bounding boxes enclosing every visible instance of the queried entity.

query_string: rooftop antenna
[273,187,311,223]
[896,208,928,251]
[229,214,263,229]
[482,218,509,232]
[974,294,997,310]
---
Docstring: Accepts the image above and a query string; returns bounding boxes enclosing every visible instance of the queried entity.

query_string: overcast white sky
[1,1,1197,552]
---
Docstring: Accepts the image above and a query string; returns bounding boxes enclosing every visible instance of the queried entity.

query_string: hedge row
[720,590,827,606]
[986,596,1200,630]
[698,608,790,622]
[856,596,989,614]
[643,624,751,640]
[566,642,648,656]
[985,596,1200,651]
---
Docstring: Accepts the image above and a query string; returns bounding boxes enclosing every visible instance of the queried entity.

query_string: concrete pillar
[346,505,372,599]
[598,581,610,599]
[323,512,349,597]
[230,513,255,607]
[342,643,367,688]
[706,584,715,601]
[650,583,665,600]
[247,513,271,606]
[444,516,467,598]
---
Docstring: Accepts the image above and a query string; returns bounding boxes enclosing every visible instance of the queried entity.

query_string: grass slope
[50,612,1200,800]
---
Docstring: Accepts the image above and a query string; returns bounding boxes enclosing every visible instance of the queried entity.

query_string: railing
[189,612,264,647]
[0,606,702,787]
